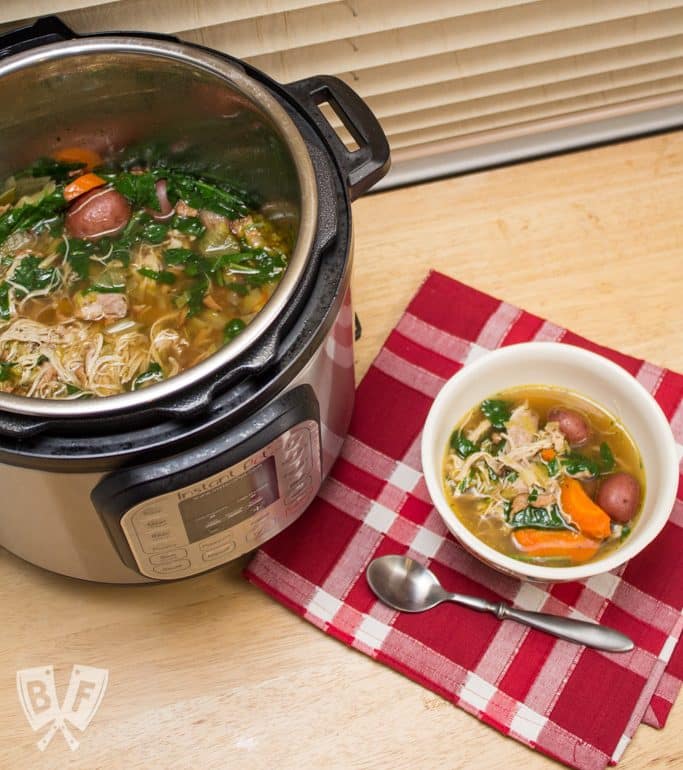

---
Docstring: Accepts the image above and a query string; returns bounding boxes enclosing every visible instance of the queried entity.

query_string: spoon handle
[491,602,633,652]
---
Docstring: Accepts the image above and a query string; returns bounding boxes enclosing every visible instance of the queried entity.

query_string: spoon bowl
[366,554,448,612]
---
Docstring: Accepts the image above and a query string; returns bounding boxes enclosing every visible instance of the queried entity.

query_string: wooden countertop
[1,132,681,769]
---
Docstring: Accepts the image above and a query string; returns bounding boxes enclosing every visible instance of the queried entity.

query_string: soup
[0,149,292,398]
[442,385,645,566]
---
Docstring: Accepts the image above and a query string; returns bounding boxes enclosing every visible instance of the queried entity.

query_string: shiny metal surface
[0,289,354,583]
[0,36,318,418]
[366,555,634,652]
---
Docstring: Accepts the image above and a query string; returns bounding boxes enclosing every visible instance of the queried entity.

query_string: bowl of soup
[421,342,679,582]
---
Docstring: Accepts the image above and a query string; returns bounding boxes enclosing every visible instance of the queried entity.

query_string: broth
[442,385,645,567]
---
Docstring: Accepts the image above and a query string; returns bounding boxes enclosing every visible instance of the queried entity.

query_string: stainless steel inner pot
[0,37,318,418]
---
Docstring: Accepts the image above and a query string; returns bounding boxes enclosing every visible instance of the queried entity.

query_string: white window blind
[2,1,682,188]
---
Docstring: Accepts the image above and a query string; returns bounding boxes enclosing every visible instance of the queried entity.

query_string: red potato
[65,187,131,240]
[547,407,591,446]
[146,179,174,221]
[596,472,642,522]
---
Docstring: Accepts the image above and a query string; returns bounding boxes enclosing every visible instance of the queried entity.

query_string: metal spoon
[366,555,634,653]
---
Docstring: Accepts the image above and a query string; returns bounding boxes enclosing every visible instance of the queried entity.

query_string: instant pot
[0,17,389,582]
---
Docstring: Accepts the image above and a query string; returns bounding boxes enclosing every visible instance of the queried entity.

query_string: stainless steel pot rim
[0,36,319,419]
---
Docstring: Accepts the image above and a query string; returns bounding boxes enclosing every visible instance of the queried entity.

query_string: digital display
[178,456,278,543]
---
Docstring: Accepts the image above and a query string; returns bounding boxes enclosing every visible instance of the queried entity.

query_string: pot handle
[0,16,78,59]
[286,75,390,201]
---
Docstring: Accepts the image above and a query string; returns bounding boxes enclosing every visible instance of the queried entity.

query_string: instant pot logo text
[176,450,269,501]
[16,665,108,752]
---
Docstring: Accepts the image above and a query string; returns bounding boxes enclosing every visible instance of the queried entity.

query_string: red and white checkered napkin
[245,271,683,770]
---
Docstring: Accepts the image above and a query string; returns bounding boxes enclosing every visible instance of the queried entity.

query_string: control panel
[119,420,320,579]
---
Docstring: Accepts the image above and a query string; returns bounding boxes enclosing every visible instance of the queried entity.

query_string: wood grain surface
[1,132,681,770]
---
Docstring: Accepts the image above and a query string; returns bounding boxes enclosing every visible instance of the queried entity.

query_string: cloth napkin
[245,271,683,770]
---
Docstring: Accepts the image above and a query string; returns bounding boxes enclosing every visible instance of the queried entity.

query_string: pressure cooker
[0,17,389,582]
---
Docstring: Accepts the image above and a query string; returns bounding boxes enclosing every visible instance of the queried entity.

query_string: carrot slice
[53,147,102,171]
[63,173,107,202]
[540,448,556,462]
[560,477,612,540]
[513,529,601,564]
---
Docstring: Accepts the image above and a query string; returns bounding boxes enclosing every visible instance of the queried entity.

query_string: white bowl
[421,342,679,582]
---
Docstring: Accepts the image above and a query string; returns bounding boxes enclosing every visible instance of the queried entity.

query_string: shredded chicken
[76,293,128,321]
[467,418,491,443]
[445,400,570,531]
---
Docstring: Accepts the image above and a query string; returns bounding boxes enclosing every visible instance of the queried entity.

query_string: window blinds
[2,1,682,188]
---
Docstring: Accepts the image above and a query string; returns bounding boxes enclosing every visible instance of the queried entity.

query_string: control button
[288,483,311,498]
[284,465,310,483]
[283,442,307,457]
[152,559,191,575]
[142,518,169,530]
[135,504,162,518]
[289,475,312,493]
[139,530,184,553]
[283,461,306,476]
[148,529,172,541]
[149,549,188,565]
[201,540,237,562]
[285,485,313,507]
[285,492,310,508]
[283,452,309,467]
[283,445,307,461]
[199,535,233,552]
[246,518,274,543]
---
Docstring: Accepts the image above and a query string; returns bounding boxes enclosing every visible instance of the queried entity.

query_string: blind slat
[46,0,333,37]
[358,57,683,134]
[245,1,683,83]
[182,0,534,60]
[333,19,683,99]
[387,79,683,149]
[0,1,115,25]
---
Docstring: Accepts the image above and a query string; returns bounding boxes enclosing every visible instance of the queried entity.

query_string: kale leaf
[112,172,160,210]
[480,398,511,429]
[171,215,205,238]
[545,456,560,477]
[58,238,93,280]
[166,172,253,219]
[561,452,600,478]
[599,442,615,473]
[163,247,197,267]
[131,362,164,390]
[139,221,169,244]
[508,504,569,530]
[562,443,616,478]
[0,283,9,320]
[0,188,67,246]
[0,361,16,381]
[17,157,84,182]
[450,430,477,459]
[12,256,60,296]
[223,318,246,343]
[138,267,176,284]
[183,275,210,317]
